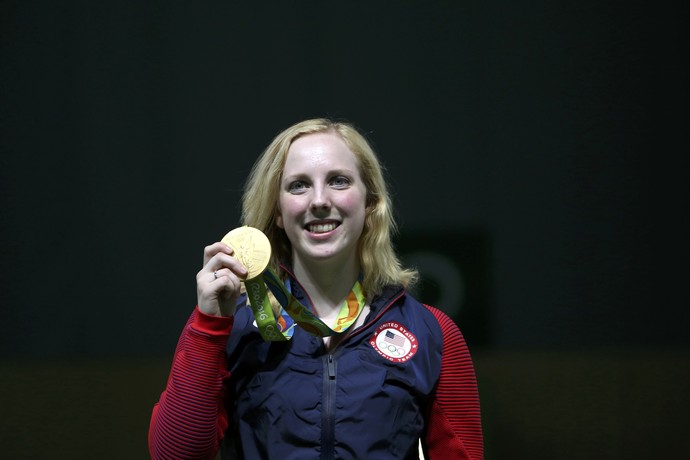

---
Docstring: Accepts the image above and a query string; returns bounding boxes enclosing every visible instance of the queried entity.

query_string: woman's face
[276,132,367,269]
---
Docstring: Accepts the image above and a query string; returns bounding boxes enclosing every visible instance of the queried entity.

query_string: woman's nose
[310,186,331,212]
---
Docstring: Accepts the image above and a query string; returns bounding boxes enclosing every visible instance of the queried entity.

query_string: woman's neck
[292,254,360,316]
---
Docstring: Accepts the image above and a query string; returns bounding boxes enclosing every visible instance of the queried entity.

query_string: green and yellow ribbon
[243,268,366,342]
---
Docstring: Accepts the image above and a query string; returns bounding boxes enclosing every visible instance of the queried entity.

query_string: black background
[1,1,687,459]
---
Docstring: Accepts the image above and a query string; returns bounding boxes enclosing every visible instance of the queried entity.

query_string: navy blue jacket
[222,286,443,459]
[150,287,483,460]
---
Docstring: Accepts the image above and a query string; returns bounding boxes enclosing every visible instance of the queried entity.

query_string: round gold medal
[221,226,272,280]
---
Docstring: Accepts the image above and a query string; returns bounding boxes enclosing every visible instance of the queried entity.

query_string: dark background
[1,1,687,459]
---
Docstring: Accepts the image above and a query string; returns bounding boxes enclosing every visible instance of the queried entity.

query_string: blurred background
[1,1,687,458]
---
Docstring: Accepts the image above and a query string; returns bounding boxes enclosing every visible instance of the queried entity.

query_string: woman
[149,119,484,459]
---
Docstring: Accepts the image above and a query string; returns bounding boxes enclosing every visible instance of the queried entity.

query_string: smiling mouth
[306,222,339,234]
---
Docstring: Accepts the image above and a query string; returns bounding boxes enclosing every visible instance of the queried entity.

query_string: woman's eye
[288,181,307,193]
[330,176,350,188]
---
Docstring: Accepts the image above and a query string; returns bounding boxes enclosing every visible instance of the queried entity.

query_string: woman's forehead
[284,132,359,172]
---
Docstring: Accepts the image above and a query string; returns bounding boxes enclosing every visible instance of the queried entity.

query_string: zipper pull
[327,355,336,379]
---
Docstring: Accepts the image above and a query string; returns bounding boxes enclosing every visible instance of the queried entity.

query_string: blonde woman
[149,119,484,459]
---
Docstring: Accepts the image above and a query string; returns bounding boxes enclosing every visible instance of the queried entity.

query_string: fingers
[203,242,234,267]
[196,242,250,317]
[204,252,249,279]
[209,268,242,300]
[209,267,238,283]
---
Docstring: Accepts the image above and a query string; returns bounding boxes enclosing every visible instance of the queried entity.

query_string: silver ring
[213,271,218,280]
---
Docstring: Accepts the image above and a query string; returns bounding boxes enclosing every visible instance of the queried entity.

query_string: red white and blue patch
[369,322,418,363]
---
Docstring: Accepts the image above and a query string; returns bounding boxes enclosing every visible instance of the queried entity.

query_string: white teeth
[309,223,337,233]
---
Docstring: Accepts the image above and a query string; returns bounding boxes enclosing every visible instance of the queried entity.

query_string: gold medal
[221,226,272,280]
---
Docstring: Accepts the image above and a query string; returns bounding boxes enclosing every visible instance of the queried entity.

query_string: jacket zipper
[319,289,405,459]
[321,354,337,460]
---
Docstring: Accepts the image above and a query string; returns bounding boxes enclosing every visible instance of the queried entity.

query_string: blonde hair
[241,118,417,297]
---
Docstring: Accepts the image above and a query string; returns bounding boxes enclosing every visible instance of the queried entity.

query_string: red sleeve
[423,305,484,460]
[148,307,234,460]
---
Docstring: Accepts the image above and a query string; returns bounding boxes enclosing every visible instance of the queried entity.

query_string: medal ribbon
[243,268,367,341]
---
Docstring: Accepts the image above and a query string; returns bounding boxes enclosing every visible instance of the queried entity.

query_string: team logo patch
[369,322,418,363]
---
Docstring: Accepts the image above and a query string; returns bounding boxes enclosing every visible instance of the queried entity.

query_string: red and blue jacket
[149,285,483,459]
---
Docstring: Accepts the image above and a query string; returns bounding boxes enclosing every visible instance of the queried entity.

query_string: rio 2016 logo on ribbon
[369,322,418,363]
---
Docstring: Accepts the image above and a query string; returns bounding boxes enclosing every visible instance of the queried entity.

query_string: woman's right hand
[196,242,248,317]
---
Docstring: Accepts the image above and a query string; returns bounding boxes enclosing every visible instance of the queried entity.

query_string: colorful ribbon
[244,268,366,342]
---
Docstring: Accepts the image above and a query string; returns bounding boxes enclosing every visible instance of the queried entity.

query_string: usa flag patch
[369,322,418,363]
